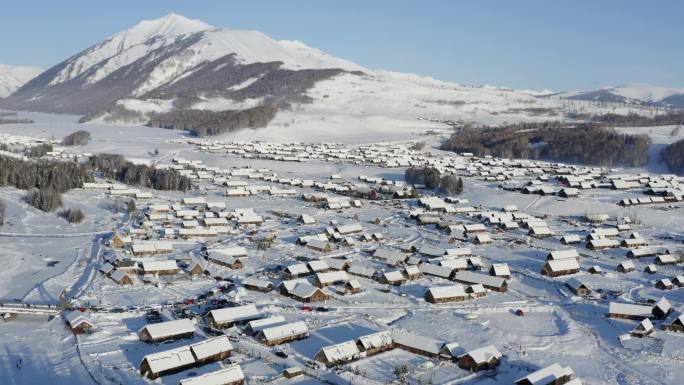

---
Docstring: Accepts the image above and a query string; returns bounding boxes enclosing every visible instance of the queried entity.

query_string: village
[1,131,684,385]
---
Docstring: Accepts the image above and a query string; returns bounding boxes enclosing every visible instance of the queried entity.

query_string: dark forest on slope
[441,121,652,167]
[661,139,684,175]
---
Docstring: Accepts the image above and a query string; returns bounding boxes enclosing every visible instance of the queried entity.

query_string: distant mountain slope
[559,84,684,107]
[2,13,674,137]
[1,14,362,122]
[0,64,42,98]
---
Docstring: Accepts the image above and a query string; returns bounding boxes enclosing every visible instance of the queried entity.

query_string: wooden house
[425,285,467,303]
[542,259,580,277]
[283,367,304,378]
[616,261,635,273]
[313,271,349,288]
[64,310,94,334]
[379,270,406,286]
[345,279,362,294]
[608,302,653,320]
[256,321,309,346]
[242,278,273,292]
[140,260,179,276]
[630,318,654,338]
[655,279,674,290]
[356,331,393,356]
[314,340,361,366]
[565,277,591,296]
[109,269,133,285]
[206,304,261,328]
[489,263,511,279]
[653,297,672,320]
[453,271,508,292]
[287,282,329,303]
[179,365,244,385]
[140,336,233,379]
[138,319,195,343]
[391,331,444,358]
[457,345,502,372]
[664,314,684,333]
[515,363,575,385]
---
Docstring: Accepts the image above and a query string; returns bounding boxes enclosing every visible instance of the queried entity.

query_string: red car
[301,306,313,312]
[184,299,195,305]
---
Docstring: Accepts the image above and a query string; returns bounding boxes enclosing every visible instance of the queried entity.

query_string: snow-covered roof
[427,285,466,299]
[608,302,652,318]
[140,260,178,272]
[246,316,287,333]
[315,271,349,284]
[357,331,392,350]
[392,331,443,355]
[208,304,261,324]
[545,259,580,272]
[179,365,244,385]
[259,321,308,342]
[459,345,502,363]
[515,363,574,385]
[64,310,93,328]
[308,259,330,271]
[453,271,506,288]
[317,340,360,363]
[285,263,310,275]
[290,282,323,298]
[547,249,579,260]
[190,335,234,361]
[139,319,195,340]
[209,246,248,257]
[490,263,511,277]
[142,345,195,374]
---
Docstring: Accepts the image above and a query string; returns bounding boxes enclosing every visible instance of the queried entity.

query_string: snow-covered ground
[1,115,684,385]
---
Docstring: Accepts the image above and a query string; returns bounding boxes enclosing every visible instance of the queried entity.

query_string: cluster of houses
[606,297,684,338]
[311,329,504,373]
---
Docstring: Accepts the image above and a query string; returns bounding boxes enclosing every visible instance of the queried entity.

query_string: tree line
[441,122,651,167]
[0,153,192,212]
[147,105,278,137]
[661,139,684,175]
[86,154,192,191]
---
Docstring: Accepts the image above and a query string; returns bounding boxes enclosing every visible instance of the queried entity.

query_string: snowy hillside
[0,64,42,98]
[557,83,684,107]
[0,13,674,137]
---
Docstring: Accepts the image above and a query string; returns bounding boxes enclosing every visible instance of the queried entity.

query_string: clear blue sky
[2,0,683,91]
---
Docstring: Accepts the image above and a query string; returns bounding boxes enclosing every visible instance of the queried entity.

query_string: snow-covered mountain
[558,84,684,107]
[0,64,42,98]
[0,13,666,137]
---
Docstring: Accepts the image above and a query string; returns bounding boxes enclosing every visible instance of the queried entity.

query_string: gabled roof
[544,259,580,272]
[391,330,444,355]
[490,263,511,276]
[515,363,574,385]
[427,285,466,299]
[140,260,178,272]
[208,304,261,324]
[259,321,308,342]
[317,340,360,362]
[459,345,502,363]
[357,331,393,350]
[608,302,652,318]
[190,335,234,361]
[139,319,195,340]
[64,310,94,328]
[179,365,244,385]
[290,282,324,299]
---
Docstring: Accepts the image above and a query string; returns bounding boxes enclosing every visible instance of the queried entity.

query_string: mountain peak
[128,13,213,39]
